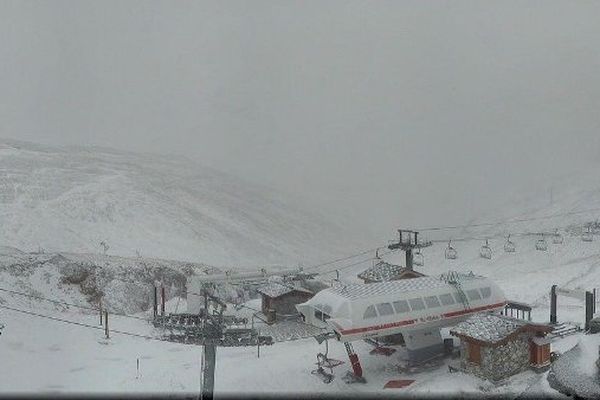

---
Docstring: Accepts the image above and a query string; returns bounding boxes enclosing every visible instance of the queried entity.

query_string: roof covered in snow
[357,260,424,282]
[257,282,313,298]
[329,273,485,300]
[450,313,552,345]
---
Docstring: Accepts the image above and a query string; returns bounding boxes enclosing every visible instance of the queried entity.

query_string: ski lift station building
[297,272,506,362]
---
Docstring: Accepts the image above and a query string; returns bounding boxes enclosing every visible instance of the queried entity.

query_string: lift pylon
[388,230,432,270]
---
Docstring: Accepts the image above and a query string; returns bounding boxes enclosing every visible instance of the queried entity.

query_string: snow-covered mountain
[467,164,600,238]
[0,139,366,267]
[1,142,599,396]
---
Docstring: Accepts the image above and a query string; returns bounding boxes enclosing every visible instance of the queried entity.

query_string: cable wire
[414,206,600,232]
[0,287,150,321]
[0,304,184,344]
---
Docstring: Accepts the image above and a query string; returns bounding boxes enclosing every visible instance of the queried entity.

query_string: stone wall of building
[460,333,532,382]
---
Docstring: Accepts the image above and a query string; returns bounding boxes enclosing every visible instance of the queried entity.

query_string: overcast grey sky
[2,0,600,239]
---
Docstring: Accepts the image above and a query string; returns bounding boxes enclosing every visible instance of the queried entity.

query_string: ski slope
[0,139,365,268]
[0,142,599,396]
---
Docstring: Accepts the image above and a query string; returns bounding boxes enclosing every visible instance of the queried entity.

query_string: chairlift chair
[535,235,548,251]
[413,248,424,267]
[553,229,563,245]
[479,239,492,259]
[582,226,593,242]
[445,240,457,260]
[504,234,516,253]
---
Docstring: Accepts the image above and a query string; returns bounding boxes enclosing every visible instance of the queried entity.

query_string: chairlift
[413,248,424,267]
[552,229,563,245]
[445,240,457,260]
[479,239,492,259]
[582,226,593,242]
[504,234,516,253]
[535,235,548,251]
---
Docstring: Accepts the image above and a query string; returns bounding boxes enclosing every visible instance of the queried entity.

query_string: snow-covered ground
[1,141,600,397]
[0,301,577,398]
[548,334,600,398]
[0,228,597,397]
[0,307,201,395]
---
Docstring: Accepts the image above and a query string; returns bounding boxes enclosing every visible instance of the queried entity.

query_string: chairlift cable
[0,287,149,321]
[0,304,190,344]
[413,206,600,232]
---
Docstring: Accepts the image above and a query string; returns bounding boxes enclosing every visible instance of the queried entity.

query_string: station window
[424,296,441,308]
[480,287,492,298]
[376,303,394,316]
[453,293,464,304]
[408,297,426,311]
[466,289,482,301]
[314,309,331,321]
[439,293,455,306]
[393,300,410,313]
[363,305,378,319]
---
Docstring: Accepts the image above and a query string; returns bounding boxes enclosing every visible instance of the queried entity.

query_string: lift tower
[387,230,432,270]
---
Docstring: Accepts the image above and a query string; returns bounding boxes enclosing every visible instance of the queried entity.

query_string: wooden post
[550,285,557,324]
[153,285,158,320]
[586,291,594,331]
[105,311,109,339]
[204,290,209,318]
[257,330,261,359]
[136,358,140,379]
[99,299,103,326]
[161,285,166,316]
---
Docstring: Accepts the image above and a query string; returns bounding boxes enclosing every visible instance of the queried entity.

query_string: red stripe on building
[339,318,416,335]
[337,301,506,336]
[441,302,506,318]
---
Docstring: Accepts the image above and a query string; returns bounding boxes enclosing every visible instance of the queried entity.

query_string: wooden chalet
[450,313,553,381]
[256,281,315,321]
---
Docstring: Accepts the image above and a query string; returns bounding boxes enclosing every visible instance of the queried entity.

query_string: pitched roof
[450,313,552,345]
[357,260,424,282]
[330,273,485,300]
[257,282,312,298]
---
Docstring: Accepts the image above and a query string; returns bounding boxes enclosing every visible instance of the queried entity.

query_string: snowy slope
[1,144,600,396]
[0,139,365,267]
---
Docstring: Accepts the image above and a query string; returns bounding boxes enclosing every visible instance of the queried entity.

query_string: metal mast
[387,229,432,270]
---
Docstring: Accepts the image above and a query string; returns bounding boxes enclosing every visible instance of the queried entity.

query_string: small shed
[357,260,425,284]
[450,313,553,381]
[256,281,314,317]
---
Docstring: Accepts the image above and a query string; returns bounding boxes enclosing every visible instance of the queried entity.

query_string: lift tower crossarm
[387,229,432,270]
